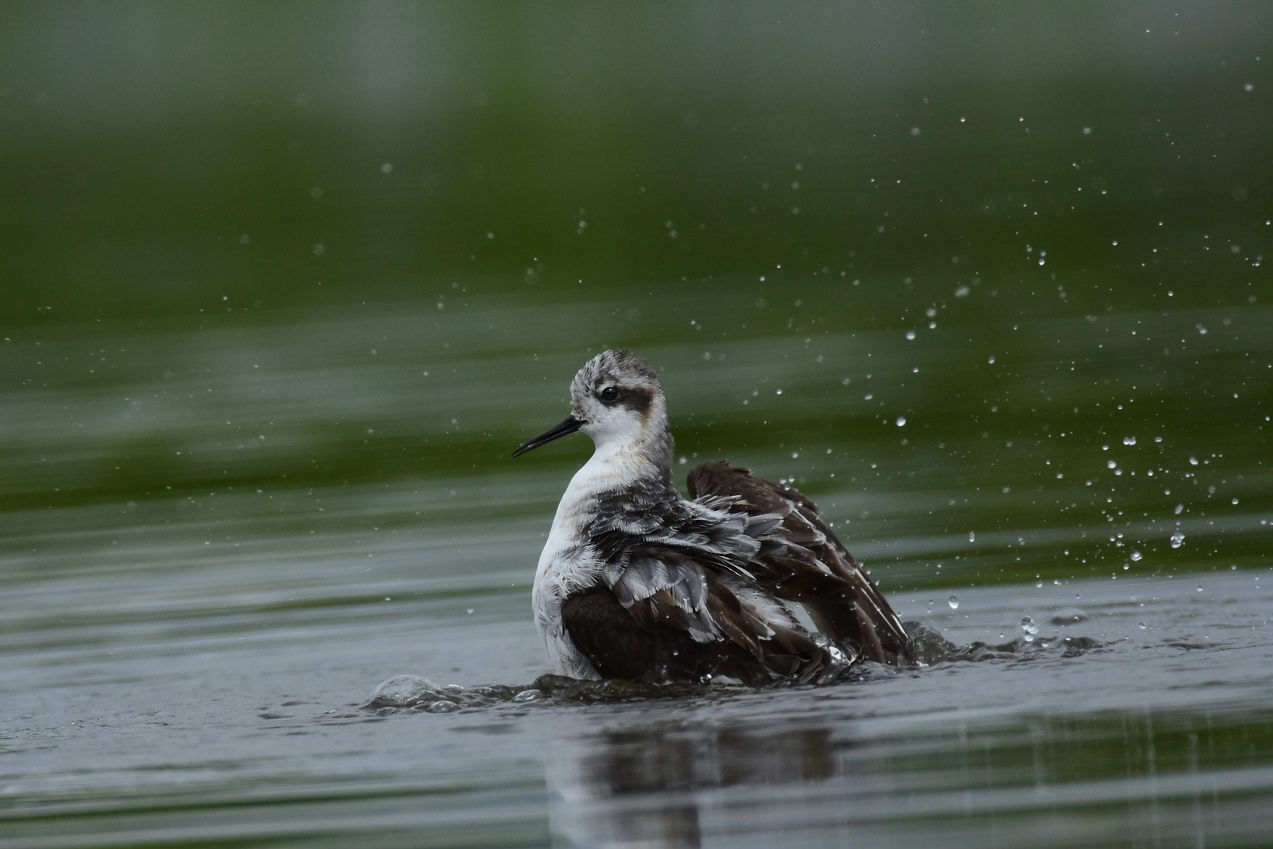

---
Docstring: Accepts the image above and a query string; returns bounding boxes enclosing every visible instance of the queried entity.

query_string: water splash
[364,620,1107,712]
[1050,608,1089,625]
[1021,616,1039,642]
[365,675,535,712]
[951,634,1103,663]
[363,674,751,711]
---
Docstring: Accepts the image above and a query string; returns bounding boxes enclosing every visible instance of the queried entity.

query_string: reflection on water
[555,723,835,849]
[546,695,1273,848]
[536,570,1273,848]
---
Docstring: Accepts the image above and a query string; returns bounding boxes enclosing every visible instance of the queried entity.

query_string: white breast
[531,429,667,678]
[531,448,630,679]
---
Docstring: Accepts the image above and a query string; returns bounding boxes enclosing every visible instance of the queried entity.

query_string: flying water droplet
[948,595,960,610]
[1021,616,1038,642]
[1123,436,1137,445]
[1130,550,1143,561]
[1170,530,1185,548]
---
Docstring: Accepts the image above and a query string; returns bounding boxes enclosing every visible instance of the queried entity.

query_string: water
[3,5,1273,848]
[3,300,1271,848]
[5,499,1273,849]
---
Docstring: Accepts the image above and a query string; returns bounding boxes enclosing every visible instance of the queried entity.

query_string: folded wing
[560,542,835,685]
[687,461,909,665]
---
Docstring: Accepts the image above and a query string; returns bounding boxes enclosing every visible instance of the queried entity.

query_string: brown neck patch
[616,386,654,420]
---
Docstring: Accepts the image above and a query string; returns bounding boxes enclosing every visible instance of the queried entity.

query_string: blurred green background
[4,2,1268,323]
[1,2,1269,586]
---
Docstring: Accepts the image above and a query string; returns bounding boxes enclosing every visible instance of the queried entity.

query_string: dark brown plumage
[555,460,909,685]
[687,461,910,666]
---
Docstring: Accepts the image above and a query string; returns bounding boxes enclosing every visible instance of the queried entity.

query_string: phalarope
[513,350,908,685]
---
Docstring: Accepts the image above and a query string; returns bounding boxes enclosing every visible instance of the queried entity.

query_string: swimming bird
[513,349,908,686]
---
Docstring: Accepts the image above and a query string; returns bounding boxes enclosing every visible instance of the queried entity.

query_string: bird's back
[687,461,909,665]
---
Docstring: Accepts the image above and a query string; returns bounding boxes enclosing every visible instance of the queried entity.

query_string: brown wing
[687,461,909,665]
[560,548,834,686]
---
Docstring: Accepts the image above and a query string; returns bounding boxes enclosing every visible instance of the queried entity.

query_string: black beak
[512,415,583,457]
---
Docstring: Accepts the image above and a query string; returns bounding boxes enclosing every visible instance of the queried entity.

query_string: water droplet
[1035,576,1043,588]
[1138,622,1147,630]
[968,531,976,543]
[896,416,907,427]
[1130,550,1142,561]
[905,330,917,341]
[948,595,960,610]
[1170,530,1185,548]
[1021,616,1038,642]
[1123,436,1137,446]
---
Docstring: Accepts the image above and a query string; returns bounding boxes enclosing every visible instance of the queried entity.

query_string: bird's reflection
[549,720,837,848]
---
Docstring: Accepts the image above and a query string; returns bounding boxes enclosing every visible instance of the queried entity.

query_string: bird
[512,349,909,686]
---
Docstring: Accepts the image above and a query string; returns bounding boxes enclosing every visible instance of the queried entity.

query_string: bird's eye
[598,386,620,403]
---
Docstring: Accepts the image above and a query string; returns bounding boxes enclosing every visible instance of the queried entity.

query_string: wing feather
[565,540,833,685]
[563,460,907,684]
[687,460,910,665]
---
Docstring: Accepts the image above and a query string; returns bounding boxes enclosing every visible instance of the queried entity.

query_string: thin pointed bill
[512,415,583,457]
